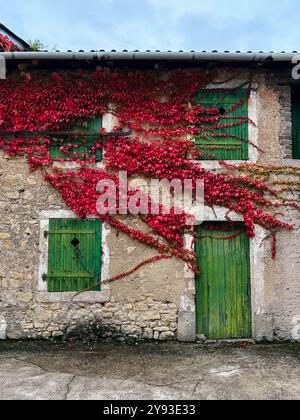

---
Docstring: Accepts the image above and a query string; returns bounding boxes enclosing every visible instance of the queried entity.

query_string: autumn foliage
[0,68,299,274]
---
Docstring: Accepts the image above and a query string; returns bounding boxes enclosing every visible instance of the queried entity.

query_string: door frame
[177,206,269,342]
[195,221,252,340]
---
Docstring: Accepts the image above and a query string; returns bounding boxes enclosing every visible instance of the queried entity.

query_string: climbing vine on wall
[0,67,300,278]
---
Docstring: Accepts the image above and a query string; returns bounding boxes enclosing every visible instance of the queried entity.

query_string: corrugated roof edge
[1,51,299,62]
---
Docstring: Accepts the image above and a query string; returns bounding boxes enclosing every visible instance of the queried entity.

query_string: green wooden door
[196,223,252,339]
[195,89,249,160]
[48,219,102,292]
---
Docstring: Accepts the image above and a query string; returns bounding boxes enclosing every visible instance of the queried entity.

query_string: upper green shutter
[195,89,249,160]
[50,117,103,161]
[47,219,102,292]
[292,87,300,159]
[195,223,252,339]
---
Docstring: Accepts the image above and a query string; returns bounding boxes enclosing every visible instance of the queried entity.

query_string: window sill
[36,289,110,304]
[285,159,300,167]
[192,160,249,170]
[52,161,105,170]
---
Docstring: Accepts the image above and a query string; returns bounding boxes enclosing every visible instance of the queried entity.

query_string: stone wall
[0,153,185,341]
[0,67,299,342]
[9,298,178,342]
[256,69,300,341]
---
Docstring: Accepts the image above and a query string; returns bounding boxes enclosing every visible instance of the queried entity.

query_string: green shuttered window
[292,87,300,159]
[196,89,249,160]
[196,223,252,339]
[50,117,103,161]
[47,219,102,292]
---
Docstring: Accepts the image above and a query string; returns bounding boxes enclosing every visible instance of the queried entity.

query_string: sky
[1,0,300,52]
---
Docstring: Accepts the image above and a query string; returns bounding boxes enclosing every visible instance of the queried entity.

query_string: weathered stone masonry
[0,154,184,342]
[0,67,300,342]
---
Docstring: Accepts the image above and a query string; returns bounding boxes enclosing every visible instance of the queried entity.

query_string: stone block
[0,316,7,339]
[177,310,196,342]
[153,326,170,332]
[159,331,175,341]
[254,314,274,342]
[140,311,161,321]
[143,328,153,339]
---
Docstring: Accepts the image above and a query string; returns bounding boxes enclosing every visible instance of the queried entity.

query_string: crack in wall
[64,375,76,401]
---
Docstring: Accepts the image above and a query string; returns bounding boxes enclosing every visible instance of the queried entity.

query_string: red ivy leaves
[0,68,298,271]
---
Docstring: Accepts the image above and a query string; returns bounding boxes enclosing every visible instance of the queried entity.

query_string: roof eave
[0,51,298,63]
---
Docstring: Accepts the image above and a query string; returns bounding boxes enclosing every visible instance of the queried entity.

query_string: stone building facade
[0,47,300,343]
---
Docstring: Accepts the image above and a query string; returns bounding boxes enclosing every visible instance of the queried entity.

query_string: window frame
[195,88,249,161]
[291,86,300,160]
[50,116,103,162]
[37,211,110,303]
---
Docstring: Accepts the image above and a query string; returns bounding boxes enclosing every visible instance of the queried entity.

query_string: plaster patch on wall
[179,292,195,313]
[0,316,7,339]
[250,226,267,317]
[204,207,243,222]
[248,89,259,162]
[178,235,197,342]
[102,112,118,132]
[178,233,197,342]
[292,315,300,341]
[101,222,111,282]
[127,246,137,255]
[184,234,195,279]
[209,366,241,377]
[177,290,196,343]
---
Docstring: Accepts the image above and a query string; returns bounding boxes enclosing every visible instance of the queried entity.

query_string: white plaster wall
[0,316,7,339]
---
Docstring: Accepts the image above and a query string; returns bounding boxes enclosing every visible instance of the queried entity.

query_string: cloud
[0,0,299,51]
[148,0,300,51]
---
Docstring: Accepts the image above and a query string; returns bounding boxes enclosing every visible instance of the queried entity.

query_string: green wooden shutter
[196,223,252,339]
[47,219,102,292]
[292,87,300,159]
[195,89,249,160]
[50,117,103,161]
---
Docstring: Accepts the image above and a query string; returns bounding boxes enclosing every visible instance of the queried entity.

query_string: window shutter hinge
[44,230,48,239]
[42,274,48,282]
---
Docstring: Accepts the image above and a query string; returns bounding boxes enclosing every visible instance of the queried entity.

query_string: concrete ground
[0,341,299,400]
